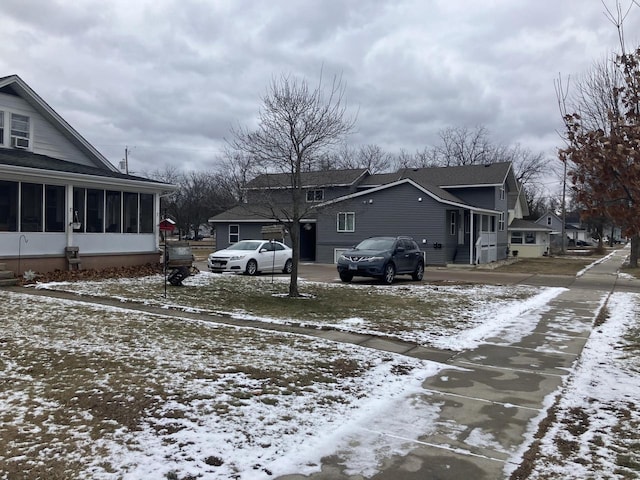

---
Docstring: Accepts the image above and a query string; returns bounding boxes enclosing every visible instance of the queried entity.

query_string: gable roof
[0,74,117,172]
[398,162,513,188]
[318,178,499,214]
[245,168,369,190]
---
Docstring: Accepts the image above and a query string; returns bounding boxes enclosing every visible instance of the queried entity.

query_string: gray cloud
[2,0,639,186]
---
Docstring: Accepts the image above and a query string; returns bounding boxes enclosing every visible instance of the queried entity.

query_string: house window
[490,216,496,232]
[0,111,4,144]
[139,193,154,233]
[0,180,18,231]
[525,232,536,244]
[45,185,65,232]
[500,185,505,200]
[11,113,30,146]
[21,182,43,232]
[547,216,552,226]
[449,212,456,235]
[123,192,138,233]
[337,212,355,232]
[306,189,324,202]
[498,212,505,231]
[511,231,523,244]
[86,188,104,233]
[481,215,489,232]
[105,190,121,232]
[229,224,239,243]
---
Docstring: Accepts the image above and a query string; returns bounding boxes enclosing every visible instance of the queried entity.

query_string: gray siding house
[0,75,174,275]
[209,162,526,266]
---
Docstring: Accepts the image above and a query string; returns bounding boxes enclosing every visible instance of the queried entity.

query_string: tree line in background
[146,123,558,242]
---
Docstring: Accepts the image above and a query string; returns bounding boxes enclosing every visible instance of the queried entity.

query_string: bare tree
[559,0,640,265]
[145,166,237,239]
[436,125,497,166]
[230,72,355,297]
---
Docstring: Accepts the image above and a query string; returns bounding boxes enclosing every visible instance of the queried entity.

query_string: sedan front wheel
[245,259,258,276]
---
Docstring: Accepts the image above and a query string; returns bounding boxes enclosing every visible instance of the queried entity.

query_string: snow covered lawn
[0,290,443,479]
[34,272,559,351]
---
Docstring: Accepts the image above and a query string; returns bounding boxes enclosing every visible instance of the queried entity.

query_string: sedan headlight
[229,255,246,261]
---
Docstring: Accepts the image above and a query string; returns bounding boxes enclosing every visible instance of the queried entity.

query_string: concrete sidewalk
[277,249,631,480]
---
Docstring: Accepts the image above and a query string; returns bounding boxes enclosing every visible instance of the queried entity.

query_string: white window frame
[0,111,4,145]
[499,185,505,200]
[511,231,523,244]
[449,212,456,235]
[337,212,355,232]
[229,224,239,244]
[11,113,30,139]
[306,189,324,202]
[498,212,505,231]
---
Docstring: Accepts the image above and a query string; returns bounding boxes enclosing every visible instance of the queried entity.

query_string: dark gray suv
[337,236,425,284]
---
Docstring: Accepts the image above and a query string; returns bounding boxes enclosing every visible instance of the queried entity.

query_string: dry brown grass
[494,255,599,275]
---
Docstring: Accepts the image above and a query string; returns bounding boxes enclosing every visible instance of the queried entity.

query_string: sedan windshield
[355,238,395,250]
[227,241,262,251]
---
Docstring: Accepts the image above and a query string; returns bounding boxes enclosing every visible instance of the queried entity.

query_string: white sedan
[208,240,293,275]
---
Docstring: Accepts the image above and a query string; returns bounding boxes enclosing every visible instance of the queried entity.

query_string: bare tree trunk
[630,234,640,268]
[288,222,300,297]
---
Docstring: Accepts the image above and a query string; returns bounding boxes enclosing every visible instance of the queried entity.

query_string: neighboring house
[210,162,530,266]
[0,75,174,274]
[535,210,589,250]
[508,219,552,257]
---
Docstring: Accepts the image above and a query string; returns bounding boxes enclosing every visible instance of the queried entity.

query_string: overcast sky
[3,1,640,189]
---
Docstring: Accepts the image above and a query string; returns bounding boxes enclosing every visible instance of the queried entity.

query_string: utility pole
[561,160,566,255]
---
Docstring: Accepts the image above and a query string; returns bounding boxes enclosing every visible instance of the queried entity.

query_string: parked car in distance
[336,236,424,284]
[208,240,293,275]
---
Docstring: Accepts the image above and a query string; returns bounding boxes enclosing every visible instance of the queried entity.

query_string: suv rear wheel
[382,263,395,284]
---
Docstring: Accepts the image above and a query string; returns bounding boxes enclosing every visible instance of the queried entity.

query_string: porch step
[0,278,19,287]
[0,267,19,287]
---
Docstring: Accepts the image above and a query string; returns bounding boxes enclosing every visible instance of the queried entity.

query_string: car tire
[245,259,258,276]
[339,272,353,283]
[382,263,395,284]
[283,259,293,274]
[412,261,424,281]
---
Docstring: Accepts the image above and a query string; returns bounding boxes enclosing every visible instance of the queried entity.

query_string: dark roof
[208,203,317,223]
[245,168,369,189]
[509,219,552,231]
[399,162,512,187]
[0,149,168,185]
[358,172,403,187]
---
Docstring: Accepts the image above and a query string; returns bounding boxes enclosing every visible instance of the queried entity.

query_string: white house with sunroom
[0,74,175,275]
